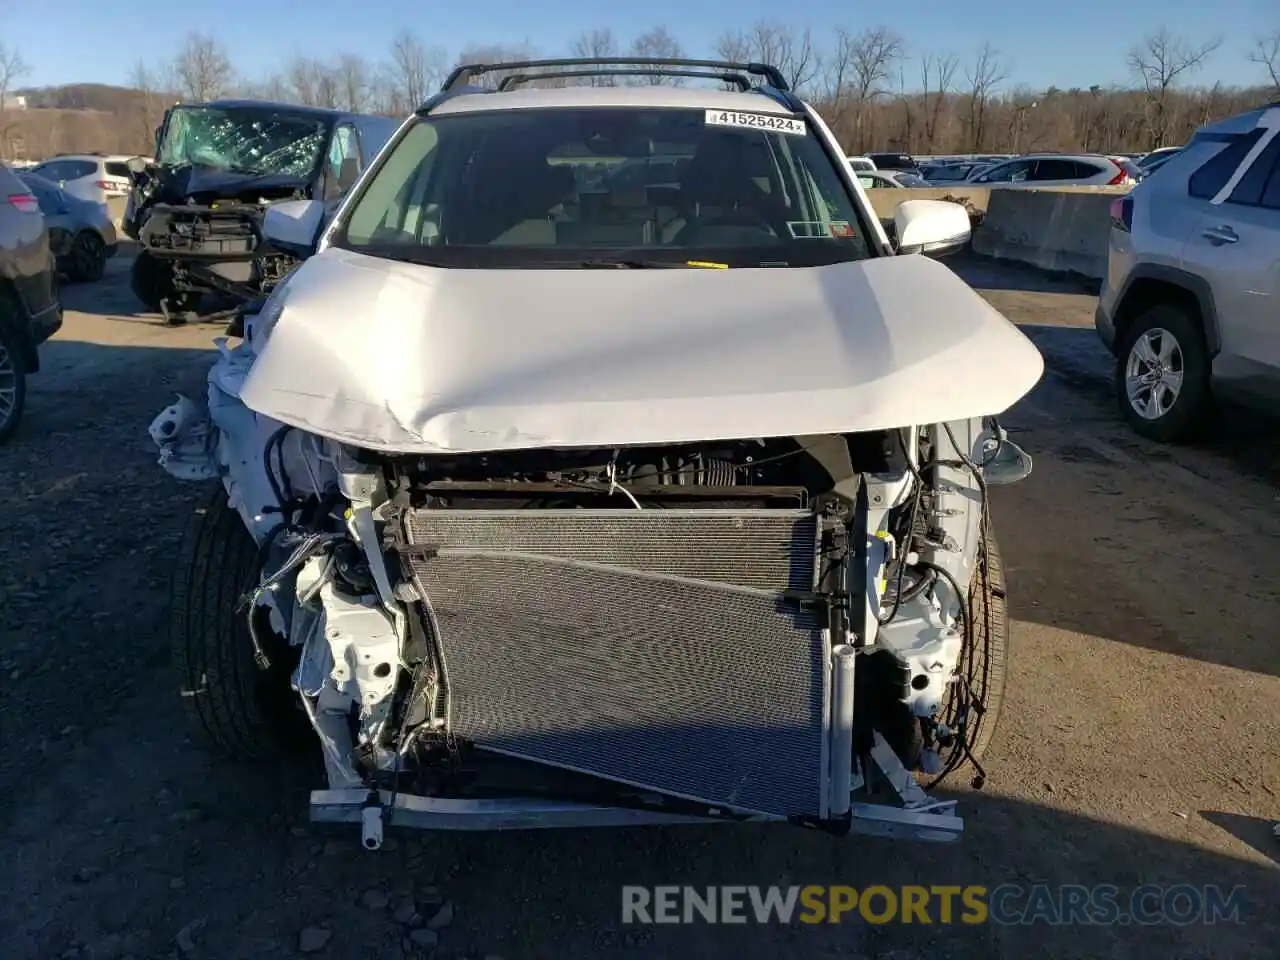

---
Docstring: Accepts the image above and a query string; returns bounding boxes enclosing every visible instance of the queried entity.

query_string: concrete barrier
[867,185,1131,280]
[865,186,992,221]
[970,186,1130,279]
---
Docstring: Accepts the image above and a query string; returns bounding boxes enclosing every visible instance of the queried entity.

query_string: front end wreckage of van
[149,250,1042,847]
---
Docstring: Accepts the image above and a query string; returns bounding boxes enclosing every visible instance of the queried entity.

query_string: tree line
[2,24,1278,161]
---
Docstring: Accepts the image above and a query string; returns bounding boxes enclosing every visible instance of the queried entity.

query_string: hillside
[17,82,152,114]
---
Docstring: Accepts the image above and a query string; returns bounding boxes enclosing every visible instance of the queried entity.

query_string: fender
[1113,262,1223,356]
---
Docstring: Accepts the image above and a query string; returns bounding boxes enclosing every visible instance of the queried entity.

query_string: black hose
[877,429,924,626]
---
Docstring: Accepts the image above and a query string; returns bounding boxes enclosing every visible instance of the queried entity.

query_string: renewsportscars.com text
[621,884,1246,926]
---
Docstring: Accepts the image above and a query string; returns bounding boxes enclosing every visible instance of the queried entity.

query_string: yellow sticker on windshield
[686,260,729,269]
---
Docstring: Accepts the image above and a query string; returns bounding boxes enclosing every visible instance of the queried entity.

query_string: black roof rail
[443,57,790,93]
[496,68,754,92]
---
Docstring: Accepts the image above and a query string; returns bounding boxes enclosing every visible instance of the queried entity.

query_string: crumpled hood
[239,248,1045,454]
[152,164,310,204]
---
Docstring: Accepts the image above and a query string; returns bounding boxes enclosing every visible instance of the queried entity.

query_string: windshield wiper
[559,258,720,269]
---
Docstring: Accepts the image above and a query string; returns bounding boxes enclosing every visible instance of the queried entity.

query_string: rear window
[104,162,131,178]
[1031,159,1084,180]
[1188,129,1265,199]
[1222,136,1280,208]
[336,107,871,268]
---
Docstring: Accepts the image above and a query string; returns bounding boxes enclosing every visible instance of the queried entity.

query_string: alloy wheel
[1124,327,1185,421]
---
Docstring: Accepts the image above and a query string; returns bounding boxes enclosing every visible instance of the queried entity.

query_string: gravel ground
[0,250,1276,960]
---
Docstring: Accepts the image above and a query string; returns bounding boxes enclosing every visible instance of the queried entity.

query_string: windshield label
[704,110,806,136]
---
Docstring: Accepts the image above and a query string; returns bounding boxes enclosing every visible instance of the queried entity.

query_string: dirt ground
[0,249,1276,960]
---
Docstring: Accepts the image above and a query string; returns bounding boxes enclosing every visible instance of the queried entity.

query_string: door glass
[980,160,1031,182]
[325,125,363,200]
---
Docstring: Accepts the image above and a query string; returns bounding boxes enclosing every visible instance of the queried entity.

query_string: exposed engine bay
[124,163,309,322]
[151,324,1033,845]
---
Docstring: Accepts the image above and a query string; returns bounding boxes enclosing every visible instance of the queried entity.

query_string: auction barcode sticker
[704,110,807,135]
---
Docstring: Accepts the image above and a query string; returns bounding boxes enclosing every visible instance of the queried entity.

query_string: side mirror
[261,198,325,259]
[893,199,971,258]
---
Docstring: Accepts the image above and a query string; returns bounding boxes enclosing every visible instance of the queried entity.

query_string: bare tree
[333,55,370,112]
[630,26,684,85]
[386,30,447,112]
[0,42,29,157]
[714,22,820,93]
[920,52,959,151]
[1250,32,1280,92]
[174,32,233,102]
[823,27,903,149]
[1127,28,1222,148]
[287,58,322,107]
[127,59,176,156]
[570,28,620,85]
[453,43,539,90]
[962,42,1006,152]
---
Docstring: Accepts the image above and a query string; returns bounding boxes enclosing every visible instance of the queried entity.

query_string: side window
[344,122,440,245]
[1225,136,1280,207]
[33,161,66,181]
[1261,156,1280,210]
[324,125,363,201]
[978,160,1032,183]
[1075,160,1108,179]
[1030,159,1079,180]
[1188,130,1264,199]
[62,160,96,180]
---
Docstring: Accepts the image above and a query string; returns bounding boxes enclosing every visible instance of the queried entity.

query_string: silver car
[1095,102,1280,440]
[0,163,62,441]
[26,153,137,208]
[19,173,118,282]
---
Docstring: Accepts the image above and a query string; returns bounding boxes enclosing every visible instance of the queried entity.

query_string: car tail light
[95,180,114,190]
[1109,195,1133,232]
[1106,167,1130,185]
[6,192,38,213]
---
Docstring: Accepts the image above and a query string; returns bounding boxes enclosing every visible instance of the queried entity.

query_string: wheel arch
[1112,264,1221,357]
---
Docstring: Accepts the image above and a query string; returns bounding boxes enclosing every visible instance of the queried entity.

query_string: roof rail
[442,57,791,93]
[497,68,754,92]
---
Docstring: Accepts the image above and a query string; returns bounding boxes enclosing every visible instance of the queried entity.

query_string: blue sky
[4,0,1276,92]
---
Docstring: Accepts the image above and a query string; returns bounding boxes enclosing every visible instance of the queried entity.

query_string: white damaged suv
[151,58,1043,846]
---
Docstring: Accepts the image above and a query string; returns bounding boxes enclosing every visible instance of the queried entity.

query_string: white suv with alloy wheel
[1096,102,1280,441]
[148,57,1042,847]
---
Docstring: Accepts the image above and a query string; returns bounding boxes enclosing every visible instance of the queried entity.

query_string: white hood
[239,248,1044,454]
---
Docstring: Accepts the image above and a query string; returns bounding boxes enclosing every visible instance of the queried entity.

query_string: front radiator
[400,508,830,819]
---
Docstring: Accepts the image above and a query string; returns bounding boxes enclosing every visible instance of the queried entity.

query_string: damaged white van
[150,57,1044,847]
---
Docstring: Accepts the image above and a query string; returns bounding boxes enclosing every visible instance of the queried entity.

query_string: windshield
[158,106,330,178]
[335,106,871,268]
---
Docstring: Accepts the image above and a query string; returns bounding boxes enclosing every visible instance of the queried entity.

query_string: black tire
[131,250,198,318]
[170,484,308,760]
[913,528,1008,786]
[963,530,1008,765]
[68,231,106,283]
[130,250,167,311]
[0,307,28,444]
[1114,303,1211,442]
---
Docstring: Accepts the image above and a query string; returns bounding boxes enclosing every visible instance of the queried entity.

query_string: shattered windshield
[335,106,871,268]
[158,106,330,178]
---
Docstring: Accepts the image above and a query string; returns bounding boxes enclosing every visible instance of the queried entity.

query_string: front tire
[1114,303,1211,442]
[131,250,198,318]
[170,484,306,760]
[0,313,28,444]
